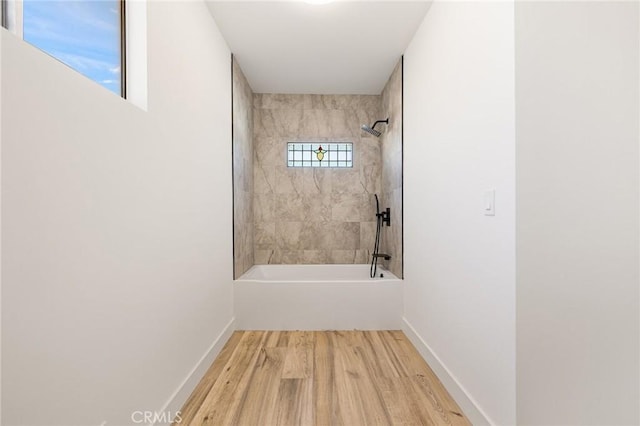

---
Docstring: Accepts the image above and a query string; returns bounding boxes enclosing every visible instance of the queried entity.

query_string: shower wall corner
[379,59,404,279]
[232,56,255,278]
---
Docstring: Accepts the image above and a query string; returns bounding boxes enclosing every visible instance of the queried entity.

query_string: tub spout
[372,253,391,260]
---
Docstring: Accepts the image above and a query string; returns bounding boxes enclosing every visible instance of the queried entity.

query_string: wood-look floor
[176,331,470,426]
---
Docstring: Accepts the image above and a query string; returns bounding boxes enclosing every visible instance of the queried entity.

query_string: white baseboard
[153,316,236,426]
[402,317,494,426]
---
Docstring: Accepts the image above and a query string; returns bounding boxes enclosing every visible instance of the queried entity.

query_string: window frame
[3,0,128,99]
[119,0,127,99]
[287,142,354,168]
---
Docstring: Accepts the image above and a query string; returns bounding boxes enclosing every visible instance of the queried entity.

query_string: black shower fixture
[378,207,391,227]
[370,194,392,278]
[361,118,389,137]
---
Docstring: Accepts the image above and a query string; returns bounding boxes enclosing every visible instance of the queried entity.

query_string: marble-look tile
[360,165,381,196]
[329,250,355,264]
[254,164,275,195]
[255,109,304,138]
[383,63,402,120]
[357,137,381,169]
[386,108,402,136]
[383,188,403,278]
[358,95,383,113]
[299,222,330,250]
[233,112,251,139]
[331,169,363,195]
[327,222,360,250]
[379,59,403,278]
[281,250,302,264]
[384,131,402,158]
[354,249,370,264]
[390,150,403,191]
[254,194,275,223]
[360,193,379,222]
[275,222,304,250]
[331,193,364,222]
[391,189,402,226]
[233,190,248,222]
[360,221,377,253]
[299,109,326,139]
[301,250,330,264]
[331,109,361,138]
[254,222,275,250]
[272,250,284,264]
[304,194,332,223]
[302,168,332,194]
[233,58,254,277]
[245,197,256,231]
[306,95,358,110]
[253,93,264,109]
[255,249,292,265]
[348,109,377,138]
[242,255,254,273]
[254,93,307,110]
[275,193,307,221]
[306,95,328,109]
[234,258,245,278]
[329,250,368,264]
[243,156,254,193]
[254,249,274,265]
[274,166,304,195]
[239,213,253,242]
[233,171,244,198]
[254,136,287,168]
[301,109,354,139]
[251,90,391,266]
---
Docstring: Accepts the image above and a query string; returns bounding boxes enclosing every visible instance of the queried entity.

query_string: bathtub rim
[235,263,401,282]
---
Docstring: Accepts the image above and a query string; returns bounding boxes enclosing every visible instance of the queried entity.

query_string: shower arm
[371,118,389,130]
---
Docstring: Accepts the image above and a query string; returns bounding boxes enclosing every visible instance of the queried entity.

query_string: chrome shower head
[361,124,382,137]
[361,118,389,138]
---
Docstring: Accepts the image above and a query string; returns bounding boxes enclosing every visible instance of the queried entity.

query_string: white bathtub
[234,264,402,330]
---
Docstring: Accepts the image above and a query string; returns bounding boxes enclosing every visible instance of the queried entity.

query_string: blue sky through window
[23,0,122,95]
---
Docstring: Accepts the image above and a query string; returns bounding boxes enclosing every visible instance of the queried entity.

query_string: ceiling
[205,1,431,95]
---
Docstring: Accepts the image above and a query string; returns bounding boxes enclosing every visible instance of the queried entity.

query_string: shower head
[361,124,382,137]
[361,118,389,138]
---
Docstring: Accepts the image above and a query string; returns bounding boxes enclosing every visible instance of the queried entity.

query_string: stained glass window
[287,143,353,168]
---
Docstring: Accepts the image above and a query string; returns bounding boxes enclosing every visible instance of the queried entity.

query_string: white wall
[0,1,234,425]
[403,2,516,424]
[515,2,640,424]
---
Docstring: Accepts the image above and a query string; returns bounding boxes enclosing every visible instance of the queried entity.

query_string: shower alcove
[232,56,404,329]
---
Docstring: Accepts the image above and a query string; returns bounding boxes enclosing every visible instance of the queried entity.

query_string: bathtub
[234,264,402,330]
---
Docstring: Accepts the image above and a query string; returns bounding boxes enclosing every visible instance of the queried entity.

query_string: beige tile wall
[253,94,382,264]
[232,58,254,278]
[380,60,403,278]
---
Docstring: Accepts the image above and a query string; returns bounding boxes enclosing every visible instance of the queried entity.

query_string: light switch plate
[484,190,495,216]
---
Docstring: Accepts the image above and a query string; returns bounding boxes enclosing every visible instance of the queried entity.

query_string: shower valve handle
[377,207,391,227]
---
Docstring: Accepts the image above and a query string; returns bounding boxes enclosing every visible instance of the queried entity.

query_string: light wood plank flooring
[176,331,470,426]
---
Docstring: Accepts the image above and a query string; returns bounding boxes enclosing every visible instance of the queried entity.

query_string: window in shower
[287,142,353,168]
